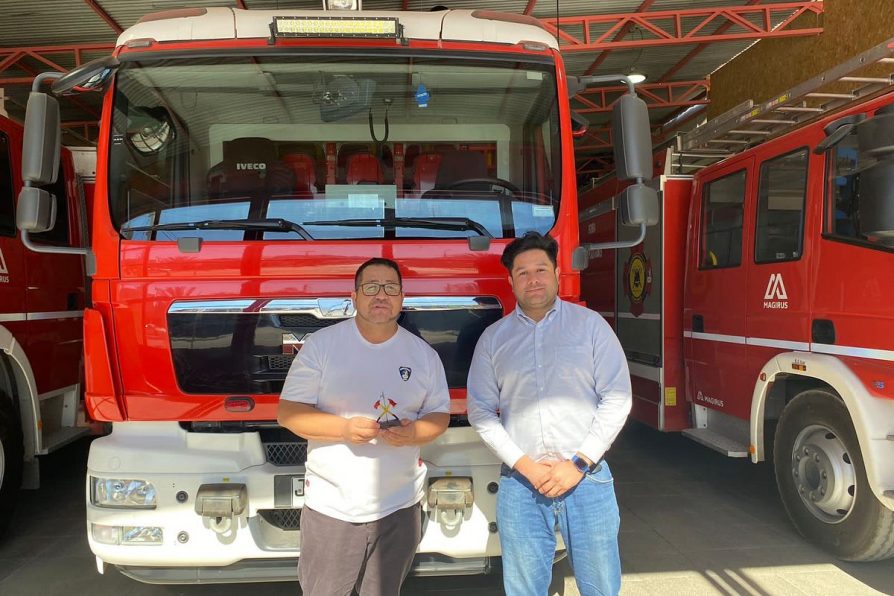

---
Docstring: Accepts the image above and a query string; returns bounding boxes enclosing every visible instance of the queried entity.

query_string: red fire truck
[579,40,894,561]
[0,114,91,535]
[16,5,654,583]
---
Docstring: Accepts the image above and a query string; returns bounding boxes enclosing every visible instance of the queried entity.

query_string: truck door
[684,158,754,420]
[0,124,27,356]
[22,157,85,395]
[746,147,811,391]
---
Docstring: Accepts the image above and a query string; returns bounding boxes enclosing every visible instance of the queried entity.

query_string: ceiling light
[626,71,646,85]
[323,0,361,9]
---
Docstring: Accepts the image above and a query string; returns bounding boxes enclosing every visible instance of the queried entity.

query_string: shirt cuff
[577,435,608,466]
[496,443,526,469]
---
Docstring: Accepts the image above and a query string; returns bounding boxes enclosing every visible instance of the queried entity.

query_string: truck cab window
[0,133,15,237]
[699,169,745,269]
[755,148,807,263]
[825,115,894,250]
[109,55,561,242]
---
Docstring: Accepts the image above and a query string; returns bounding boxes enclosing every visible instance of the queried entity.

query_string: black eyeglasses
[358,282,402,296]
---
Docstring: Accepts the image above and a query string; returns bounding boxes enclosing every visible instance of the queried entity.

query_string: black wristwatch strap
[571,454,597,473]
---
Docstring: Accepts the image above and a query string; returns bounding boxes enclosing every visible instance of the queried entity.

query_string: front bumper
[87,422,504,582]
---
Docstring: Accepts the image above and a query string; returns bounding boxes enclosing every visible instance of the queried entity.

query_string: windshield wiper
[122,218,314,240]
[303,217,493,238]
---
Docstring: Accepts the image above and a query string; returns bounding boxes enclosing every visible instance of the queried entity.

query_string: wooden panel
[708,0,894,119]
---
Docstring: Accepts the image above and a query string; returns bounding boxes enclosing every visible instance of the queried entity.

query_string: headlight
[91,477,157,509]
[92,524,163,545]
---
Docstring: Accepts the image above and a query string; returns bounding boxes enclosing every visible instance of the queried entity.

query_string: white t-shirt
[280,319,450,522]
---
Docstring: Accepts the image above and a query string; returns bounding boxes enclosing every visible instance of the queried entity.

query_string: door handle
[692,314,704,333]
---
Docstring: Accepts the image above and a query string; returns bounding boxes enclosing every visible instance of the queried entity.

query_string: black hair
[354,257,403,288]
[500,231,558,271]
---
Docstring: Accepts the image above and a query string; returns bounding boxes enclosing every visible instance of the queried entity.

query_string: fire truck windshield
[108,53,562,241]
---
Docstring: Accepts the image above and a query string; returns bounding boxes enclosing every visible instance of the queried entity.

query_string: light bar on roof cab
[273,16,400,39]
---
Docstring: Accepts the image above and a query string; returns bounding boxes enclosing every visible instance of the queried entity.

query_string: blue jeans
[497,462,621,596]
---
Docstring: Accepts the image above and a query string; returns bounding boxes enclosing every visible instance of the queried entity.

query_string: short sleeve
[279,334,324,405]
[417,346,450,417]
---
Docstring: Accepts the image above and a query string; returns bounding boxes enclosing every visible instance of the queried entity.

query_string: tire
[0,393,24,536]
[773,390,894,561]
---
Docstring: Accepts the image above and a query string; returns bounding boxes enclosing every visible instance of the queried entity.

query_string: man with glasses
[277,257,450,596]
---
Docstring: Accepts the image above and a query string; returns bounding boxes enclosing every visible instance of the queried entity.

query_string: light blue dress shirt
[467,298,632,467]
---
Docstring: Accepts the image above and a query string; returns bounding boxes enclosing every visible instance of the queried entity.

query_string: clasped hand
[342,417,416,446]
[528,460,584,498]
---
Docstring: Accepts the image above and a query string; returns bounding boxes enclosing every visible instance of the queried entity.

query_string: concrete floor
[1,421,892,596]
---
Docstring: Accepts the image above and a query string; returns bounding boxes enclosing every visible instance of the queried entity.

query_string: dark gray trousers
[298,502,422,596]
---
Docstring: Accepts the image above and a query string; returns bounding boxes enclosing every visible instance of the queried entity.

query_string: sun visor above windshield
[116,8,557,48]
[443,11,558,49]
[117,7,236,46]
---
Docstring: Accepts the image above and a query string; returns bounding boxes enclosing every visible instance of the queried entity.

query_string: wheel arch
[0,324,40,462]
[750,351,894,510]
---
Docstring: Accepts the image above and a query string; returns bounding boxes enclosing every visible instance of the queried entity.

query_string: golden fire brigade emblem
[623,248,652,317]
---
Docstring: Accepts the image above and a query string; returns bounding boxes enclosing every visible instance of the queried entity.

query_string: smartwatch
[570,454,598,474]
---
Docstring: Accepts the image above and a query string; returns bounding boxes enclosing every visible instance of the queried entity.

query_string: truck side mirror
[17,187,57,233]
[21,92,60,186]
[18,90,61,234]
[611,93,652,181]
[857,158,894,240]
[619,183,659,227]
[572,182,660,271]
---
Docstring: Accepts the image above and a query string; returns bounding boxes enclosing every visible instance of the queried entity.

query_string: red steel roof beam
[523,0,538,16]
[542,1,823,52]
[658,0,766,83]
[82,0,123,35]
[573,80,709,113]
[583,0,656,76]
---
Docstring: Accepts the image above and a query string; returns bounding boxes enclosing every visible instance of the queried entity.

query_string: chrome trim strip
[688,331,747,345]
[747,337,811,351]
[0,310,84,322]
[168,296,503,316]
[685,330,894,362]
[810,343,894,362]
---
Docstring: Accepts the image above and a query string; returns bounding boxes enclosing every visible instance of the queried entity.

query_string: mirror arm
[577,74,638,95]
[31,71,63,93]
[20,230,87,256]
[581,223,647,253]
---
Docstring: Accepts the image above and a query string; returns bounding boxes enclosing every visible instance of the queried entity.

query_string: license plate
[292,476,305,507]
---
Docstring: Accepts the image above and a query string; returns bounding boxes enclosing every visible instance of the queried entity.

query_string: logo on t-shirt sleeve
[399,366,412,381]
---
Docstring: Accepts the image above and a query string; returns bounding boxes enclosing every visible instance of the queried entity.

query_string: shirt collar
[514,297,562,326]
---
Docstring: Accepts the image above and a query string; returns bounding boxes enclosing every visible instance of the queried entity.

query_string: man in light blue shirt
[468,232,632,596]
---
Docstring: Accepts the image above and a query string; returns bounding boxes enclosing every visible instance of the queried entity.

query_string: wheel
[773,390,894,561]
[0,393,24,536]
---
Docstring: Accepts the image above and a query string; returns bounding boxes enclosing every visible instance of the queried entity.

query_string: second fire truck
[580,39,894,561]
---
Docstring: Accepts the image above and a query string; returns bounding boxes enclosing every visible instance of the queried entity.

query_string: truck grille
[267,355,295,371]
[265,441,308,466]
[259,509,301,531]
[279,314,344,329]
[168,296,502,393]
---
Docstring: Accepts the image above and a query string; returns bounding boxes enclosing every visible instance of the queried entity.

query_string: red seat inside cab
[346,153,384,184]
[281,152,317,198]
[413,152,443,195]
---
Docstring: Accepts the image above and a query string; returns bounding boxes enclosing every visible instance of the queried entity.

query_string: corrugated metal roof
[0,0,817,158]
